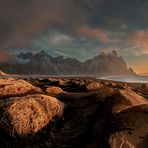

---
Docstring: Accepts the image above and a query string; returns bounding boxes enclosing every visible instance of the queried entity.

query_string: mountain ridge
[0,50,136,76]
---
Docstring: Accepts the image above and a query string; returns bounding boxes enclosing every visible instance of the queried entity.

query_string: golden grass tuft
[0,94,64,136]
[0,79,42,98]
[45,86,64,94]
[0,78,16,84]
[86,82,102,91]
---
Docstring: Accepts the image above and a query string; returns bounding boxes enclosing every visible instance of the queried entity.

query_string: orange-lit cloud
[75,26,110,44]
[136,66,148,74]
[0,51,10,62]
[128,60,148,74]
[0,44,17,63]
[129,30,148,53]
[49,32,74,45]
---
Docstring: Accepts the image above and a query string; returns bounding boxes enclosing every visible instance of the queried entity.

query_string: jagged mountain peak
[83,50,134,75]
[17,51,34,60]
[54,56,64,60]
[128,67,136,75]
[31,50,53,61]
[100,50,118,56]
[36,50,50,57]
[0,50,136,75]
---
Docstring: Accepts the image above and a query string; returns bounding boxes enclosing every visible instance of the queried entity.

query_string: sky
[0,0,148,73]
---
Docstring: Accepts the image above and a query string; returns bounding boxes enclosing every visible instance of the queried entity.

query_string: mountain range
[0,50,135,76]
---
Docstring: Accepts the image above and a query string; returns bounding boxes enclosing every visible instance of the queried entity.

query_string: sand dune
[0,77,147,147]
[108,104,148,148]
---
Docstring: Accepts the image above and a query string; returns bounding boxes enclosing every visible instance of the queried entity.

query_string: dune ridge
[0,77,147,147]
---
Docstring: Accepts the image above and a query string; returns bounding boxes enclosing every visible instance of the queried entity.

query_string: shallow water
[1,74,148,83]
[98,75,148,83]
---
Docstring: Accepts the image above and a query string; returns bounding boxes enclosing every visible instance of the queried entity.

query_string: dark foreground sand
[0,77,147,148]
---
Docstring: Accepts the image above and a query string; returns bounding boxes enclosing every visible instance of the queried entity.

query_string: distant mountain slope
[0,50,136,76]
[16,51,33,60]
[83,50,132,75]
[0,70,6,76]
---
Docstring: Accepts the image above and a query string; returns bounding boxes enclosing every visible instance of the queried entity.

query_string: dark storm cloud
[75,25,110,44]
[0,0,148,73]
[0,0,104,45]
[0,0,148,49]
[92,0,148,30]
[0,44,15,62]
[0,0,71,46]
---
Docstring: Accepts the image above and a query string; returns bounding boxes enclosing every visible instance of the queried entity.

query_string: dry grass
[95,87,117,101]
[0,94,64,136]
[45,86,64,94]
[0,78,16,84]
[95,87,148,113]
[0,79,43,98]
[119,89,147,105]
[86,82,103,91]
[109,104,148,148]
[112,89,148,112]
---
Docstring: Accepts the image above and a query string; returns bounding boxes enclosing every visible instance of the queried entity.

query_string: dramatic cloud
[0,0,72,46]
[129,30,148,52]
[0,0,148,72]
[0,0,147,47]
[0,50,10,62]
[49,32,74,46]
[75,26,110,44]
[0,45,12,62]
